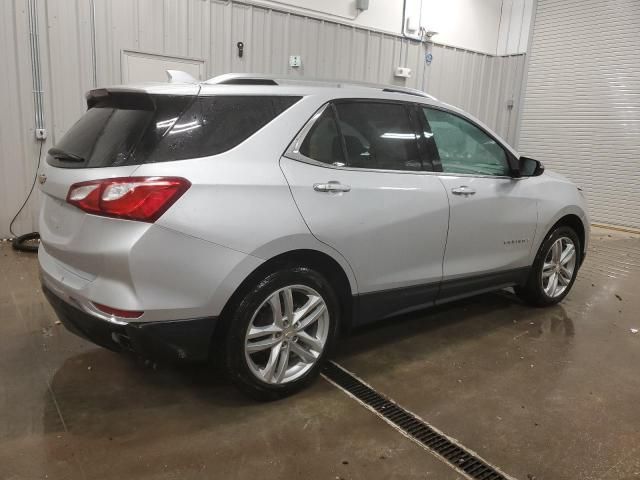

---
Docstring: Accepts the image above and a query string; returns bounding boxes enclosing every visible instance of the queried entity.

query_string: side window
[299,107,346,166]
[334,102,422,171]
[423,108,510,176]
[150,96,301,162]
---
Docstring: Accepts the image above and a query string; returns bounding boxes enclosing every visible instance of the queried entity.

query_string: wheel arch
[531,202,589,263]
[530,213,587,271]
[218,249,356,336]
[517,212,586,306]
[552,214,586,257]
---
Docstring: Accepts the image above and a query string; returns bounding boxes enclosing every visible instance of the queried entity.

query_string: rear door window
[298,106,346,166]
[332,101,422,171]
[48,93,301,168]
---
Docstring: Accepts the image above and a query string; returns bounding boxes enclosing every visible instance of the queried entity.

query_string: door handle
[451,185,476,196]
[313,181,351,193]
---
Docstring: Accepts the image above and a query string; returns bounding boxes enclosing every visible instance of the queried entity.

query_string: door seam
[435,175,452,302]
[277,156,361,294]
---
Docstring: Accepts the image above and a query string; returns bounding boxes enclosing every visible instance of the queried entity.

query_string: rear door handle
[313,181,351,193]
[451,185,476,196]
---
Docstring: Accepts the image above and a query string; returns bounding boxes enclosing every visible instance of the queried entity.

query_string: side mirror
[518,156,544,177]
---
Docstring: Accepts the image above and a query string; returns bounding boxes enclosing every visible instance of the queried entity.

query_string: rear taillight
[66,177,190,222]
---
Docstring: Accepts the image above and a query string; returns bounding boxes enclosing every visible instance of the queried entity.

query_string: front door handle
[451,185,476,196]
[313,181,351,193]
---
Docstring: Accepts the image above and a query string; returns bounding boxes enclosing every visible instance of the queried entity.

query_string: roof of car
[204,73,438,99]
[102,72,441,104]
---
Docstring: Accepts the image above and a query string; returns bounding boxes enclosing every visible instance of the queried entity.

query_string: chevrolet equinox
[39,73,589,399]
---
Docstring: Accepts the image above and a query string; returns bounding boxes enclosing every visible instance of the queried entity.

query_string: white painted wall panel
[497,0,534,55]
[0,0,525,237]
[121,50,205,83]
[519,0,640,228]
[419,0,503,54]
[251,0,404,34]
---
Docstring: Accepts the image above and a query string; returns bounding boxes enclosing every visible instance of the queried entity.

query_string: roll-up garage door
[518,0,640,229]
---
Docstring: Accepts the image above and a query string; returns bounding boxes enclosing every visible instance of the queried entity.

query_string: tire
[516,225,581,307]
[222,266,339,401]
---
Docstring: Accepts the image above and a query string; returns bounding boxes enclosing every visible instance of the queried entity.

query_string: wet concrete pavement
[1,227,639,479]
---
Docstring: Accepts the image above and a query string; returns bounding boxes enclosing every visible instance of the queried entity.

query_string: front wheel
[516,225,581,307]
[222,267,339,400]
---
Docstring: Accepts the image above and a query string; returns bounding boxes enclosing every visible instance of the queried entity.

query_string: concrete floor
[1,227,639,480]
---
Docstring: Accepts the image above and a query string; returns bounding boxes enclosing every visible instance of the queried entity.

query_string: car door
[420,106,538,300]
[280,100,450,322]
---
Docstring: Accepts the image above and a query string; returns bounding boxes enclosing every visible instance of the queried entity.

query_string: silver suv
[39,73,589,399]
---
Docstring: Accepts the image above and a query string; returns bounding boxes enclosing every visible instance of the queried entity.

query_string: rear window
[48,93,301,168]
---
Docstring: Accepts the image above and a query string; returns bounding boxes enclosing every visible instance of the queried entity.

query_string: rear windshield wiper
[48,147,85,162]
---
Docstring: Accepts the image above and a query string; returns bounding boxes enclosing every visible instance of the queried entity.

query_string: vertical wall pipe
[89,0,97,87]
[27,0,45,138]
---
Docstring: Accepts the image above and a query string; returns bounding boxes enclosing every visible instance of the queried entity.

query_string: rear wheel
[222,267,339,400]
[517,225,581,306]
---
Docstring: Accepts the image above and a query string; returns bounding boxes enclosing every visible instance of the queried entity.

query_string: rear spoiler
[85,88,155,110]
[85,70,200,109]
[85,88,110,108]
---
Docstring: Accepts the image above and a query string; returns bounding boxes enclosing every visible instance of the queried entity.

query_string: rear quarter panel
[131,94,359,294]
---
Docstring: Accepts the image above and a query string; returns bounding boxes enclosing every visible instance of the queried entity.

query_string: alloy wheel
[244,285,330,384]
[541,236,577,298]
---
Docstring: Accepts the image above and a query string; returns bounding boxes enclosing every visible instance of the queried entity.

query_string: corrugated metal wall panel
[0,0,46,238]
[519,0,640,228]
[421,46,525,146]
[0,0,524,237]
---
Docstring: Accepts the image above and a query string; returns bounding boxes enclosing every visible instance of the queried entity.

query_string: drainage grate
[322,361,513,480]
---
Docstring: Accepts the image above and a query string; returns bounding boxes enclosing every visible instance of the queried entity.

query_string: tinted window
[48,94,300,168]
[299,107,345,165]
[152,96,300,162]
[423,108,509,176]
[49,94,190,168]
[334,102,421,171]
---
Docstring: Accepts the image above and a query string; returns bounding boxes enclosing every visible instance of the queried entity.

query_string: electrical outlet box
[289,55,302,68]
[394,67,412,78]
[35,128,47,140]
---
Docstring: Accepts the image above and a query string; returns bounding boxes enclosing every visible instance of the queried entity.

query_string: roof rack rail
[382,87,429,98]
[205,73,280,85]
[203,73,437,100]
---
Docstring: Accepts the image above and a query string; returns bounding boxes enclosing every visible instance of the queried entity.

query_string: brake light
[66,177,190,222]
[93,302,143,319]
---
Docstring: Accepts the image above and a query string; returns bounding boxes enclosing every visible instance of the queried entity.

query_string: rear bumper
[43,285,217,362]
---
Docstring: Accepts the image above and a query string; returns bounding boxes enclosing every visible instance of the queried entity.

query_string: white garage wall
[0,0,526,238]
[248,0,404,34]
[0,0,48,239]
[257,0,534,55]
[403,0,533,55]
[518,0,640,229]
[417,0,504,54]
[496,0,534,55]
[121,50,206,84]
